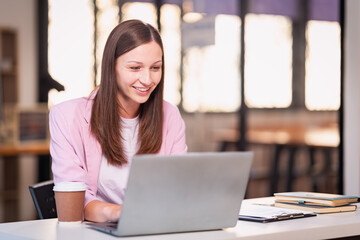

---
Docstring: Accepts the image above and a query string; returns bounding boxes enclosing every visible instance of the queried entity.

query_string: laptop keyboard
[106,222,117,230]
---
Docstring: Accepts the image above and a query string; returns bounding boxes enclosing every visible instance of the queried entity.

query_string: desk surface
[0,142,50,156]
[215,125,339,147]
[0,198,359,240]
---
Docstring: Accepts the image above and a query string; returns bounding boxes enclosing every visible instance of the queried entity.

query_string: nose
[139,69,151,86]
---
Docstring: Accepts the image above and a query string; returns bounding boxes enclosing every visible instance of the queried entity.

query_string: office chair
[29,180,57,219]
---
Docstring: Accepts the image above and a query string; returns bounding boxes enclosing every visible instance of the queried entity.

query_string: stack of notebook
[273,192,359,213]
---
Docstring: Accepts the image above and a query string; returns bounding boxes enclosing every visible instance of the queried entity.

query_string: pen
[275,213,305,220]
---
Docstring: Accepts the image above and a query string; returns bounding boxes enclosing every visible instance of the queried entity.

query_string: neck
[119,105,140,119]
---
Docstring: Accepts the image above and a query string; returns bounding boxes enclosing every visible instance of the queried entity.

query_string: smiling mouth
[134,87,150,92]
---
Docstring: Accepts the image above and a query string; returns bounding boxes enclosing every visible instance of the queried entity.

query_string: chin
[135,96,151,104]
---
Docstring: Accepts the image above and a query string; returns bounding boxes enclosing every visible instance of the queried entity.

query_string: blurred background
[0,0,359,223]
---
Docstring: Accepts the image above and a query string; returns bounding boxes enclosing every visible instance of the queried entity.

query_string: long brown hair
[90,19,164,166]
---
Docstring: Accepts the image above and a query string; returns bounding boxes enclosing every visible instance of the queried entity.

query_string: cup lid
[53,182,86,192]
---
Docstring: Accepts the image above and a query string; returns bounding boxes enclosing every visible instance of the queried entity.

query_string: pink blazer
[49,93,187,207]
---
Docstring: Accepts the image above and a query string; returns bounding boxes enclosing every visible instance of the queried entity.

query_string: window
[182,14,241,112]
[161,3,182,105]
[244,14,293,108]
[305,20,341,111]
[95,0,119,85]
[121,2,157,27]
[47,0,341,113]
[48,0,94,107]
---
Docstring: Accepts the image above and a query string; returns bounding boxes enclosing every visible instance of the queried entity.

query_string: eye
[130,66,140,70]
[152,65,161,71]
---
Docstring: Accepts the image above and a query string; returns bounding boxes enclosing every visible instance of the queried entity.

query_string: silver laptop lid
[116,151,253,236]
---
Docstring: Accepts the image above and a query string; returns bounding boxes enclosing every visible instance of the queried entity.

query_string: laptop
[87,151,253,237]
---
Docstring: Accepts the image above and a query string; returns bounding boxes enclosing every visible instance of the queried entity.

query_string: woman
[49,19,187,222]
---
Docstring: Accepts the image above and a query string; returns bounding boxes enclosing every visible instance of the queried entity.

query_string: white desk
[0,198,359,240]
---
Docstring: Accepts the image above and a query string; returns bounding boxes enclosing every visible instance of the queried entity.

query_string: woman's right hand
[84,200,122,222]
[103,203,122,222]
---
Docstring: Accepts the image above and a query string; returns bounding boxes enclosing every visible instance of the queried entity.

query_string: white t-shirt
[96,116,140,204]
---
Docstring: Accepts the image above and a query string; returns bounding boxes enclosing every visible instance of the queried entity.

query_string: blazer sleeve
[163,101,188,154]
[49,103,86,185]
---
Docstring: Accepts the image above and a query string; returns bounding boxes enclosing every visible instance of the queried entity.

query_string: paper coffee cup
[53,182,86,222]
[53,182,87,192]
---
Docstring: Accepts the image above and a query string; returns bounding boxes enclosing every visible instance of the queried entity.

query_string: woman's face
[115,41,163,118]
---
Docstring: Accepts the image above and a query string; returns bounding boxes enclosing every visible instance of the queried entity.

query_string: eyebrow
[126,60,162,64]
